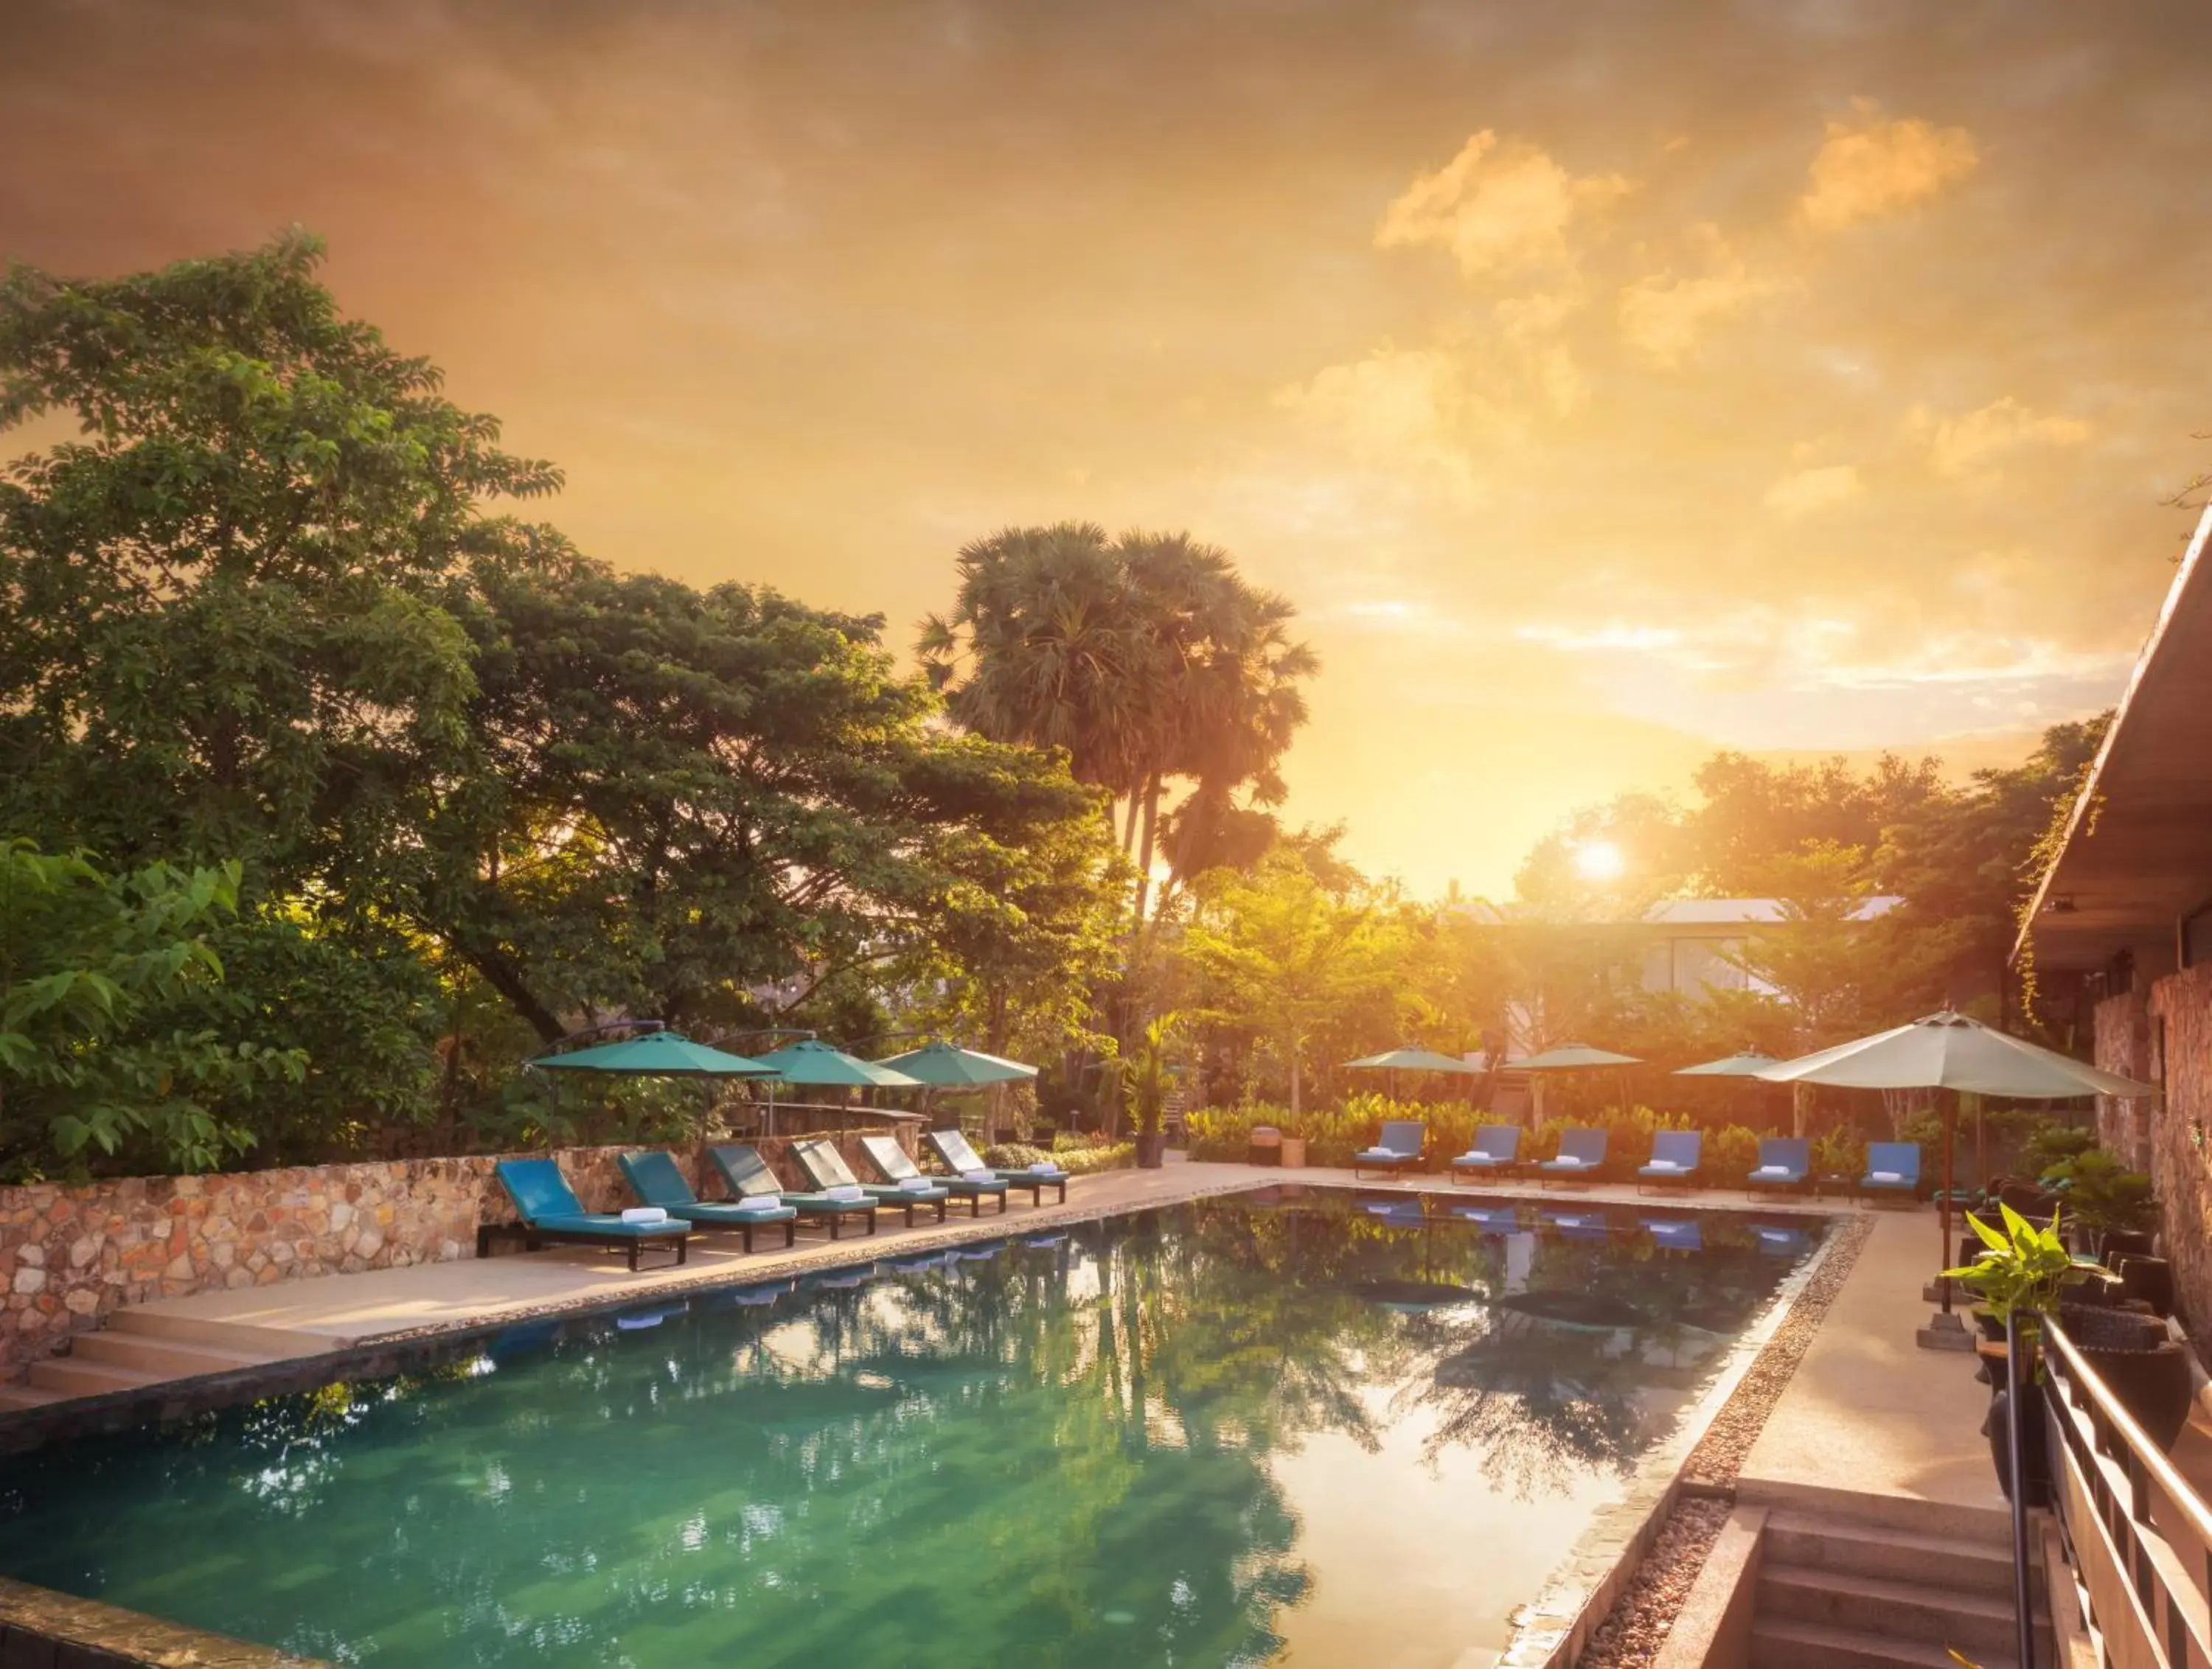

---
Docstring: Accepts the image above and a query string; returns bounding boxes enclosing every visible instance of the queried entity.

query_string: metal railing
[2039,1314,2212,1668]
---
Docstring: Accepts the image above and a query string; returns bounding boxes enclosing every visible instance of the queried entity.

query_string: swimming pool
[0,1190,1823,1667]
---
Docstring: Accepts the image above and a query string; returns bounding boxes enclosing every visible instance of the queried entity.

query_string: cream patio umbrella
[1512,1042,1642,1126]
[1757,1011,2156,1342]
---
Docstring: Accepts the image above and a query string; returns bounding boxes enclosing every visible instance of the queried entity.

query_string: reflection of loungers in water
[1753,1226,1812,1257]
[1454,1205,1523,1233]
[614,1303,687,1331]
[804,1267,877,1291]
[1495,1290,1646,1329]
[952,1244,1004,1262]
[888,1251,958,1275]
[1347,1277,1484,1314]
[1542,1213,1612,1241]
[1023,1233,1068,1249]
[729,1280,797,1307]
[1643,1218,1703,1252]
[1360,1198,1428,1226]
[489,1318,563,1360]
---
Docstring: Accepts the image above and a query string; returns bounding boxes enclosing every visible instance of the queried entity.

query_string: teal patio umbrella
[1345,1046,1481,1104]
[528,1031,777,1078]
[874,1042,1038,1087]
[754,1039,923,1090]
[1512,1042,1641,1126]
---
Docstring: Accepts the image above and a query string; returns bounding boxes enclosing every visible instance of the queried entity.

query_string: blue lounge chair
[1538,1126,1607,1186]
[925,1129,1069,1205]
[859,1133,1006,1216]
[793,1138,950,1229]
[1638,1129,1703,1192]
[617,1151,799,1252]
[1352,1120,1427,1180]
[1745,1137,1810,1197]
[490,1157,690,1272]
[708,1144,879,1240]
[1861,1142,1921,1202]
[1449,1126,1523,1178]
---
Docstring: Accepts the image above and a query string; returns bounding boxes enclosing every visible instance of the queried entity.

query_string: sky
[7,0,2211,897]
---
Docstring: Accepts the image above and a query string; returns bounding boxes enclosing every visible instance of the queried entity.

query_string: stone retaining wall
[0,1132,908,1375]
[2096,972,2212,1337]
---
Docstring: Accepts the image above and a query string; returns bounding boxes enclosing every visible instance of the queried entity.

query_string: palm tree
[921,524,1317,927]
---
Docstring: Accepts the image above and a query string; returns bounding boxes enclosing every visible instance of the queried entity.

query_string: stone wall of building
[0,1132,905,1374]
[2096,972,2212,1336]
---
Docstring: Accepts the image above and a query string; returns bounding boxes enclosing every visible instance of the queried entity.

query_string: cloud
[1278,345,1500,495]
[1493,291,1588,415]
[1376,131,1630,277]
[1905,397,2091,477]
[1764,463,1863,519]
[1616,225,1793,366]
[1797,101,1978,232]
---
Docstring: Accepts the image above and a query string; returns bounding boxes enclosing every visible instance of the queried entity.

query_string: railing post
[2008,1308,2038,1669]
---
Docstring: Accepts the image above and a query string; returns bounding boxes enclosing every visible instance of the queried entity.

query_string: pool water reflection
[0,1191,1822,1668]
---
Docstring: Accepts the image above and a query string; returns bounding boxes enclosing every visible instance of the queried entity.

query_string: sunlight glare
[1573,840,1626,882]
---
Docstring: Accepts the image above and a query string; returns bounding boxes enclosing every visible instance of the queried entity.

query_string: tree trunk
[1121,790,1143,854]
[1791,1083,1810,1138]
[1131,772,1161,927]
[1289,1040,1303,1120]
[457,944,568,1044]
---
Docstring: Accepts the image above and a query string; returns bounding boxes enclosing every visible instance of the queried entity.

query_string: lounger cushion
[532,1212,686,1238]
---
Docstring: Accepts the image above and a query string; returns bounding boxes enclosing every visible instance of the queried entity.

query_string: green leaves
[1941,1202,2110,1323]
[0,840,300,1176]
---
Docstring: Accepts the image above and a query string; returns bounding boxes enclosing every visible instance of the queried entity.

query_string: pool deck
[1736,1203,2005,1530]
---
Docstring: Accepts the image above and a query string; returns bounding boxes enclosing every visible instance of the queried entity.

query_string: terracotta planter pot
[1134,1132,1168,1169]
[1279,1137,1307,1169]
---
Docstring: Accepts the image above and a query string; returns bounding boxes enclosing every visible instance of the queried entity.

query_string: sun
[1573,840,1627,882]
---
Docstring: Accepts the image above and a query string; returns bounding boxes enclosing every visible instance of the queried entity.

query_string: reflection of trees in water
[0,1202,1804,1665]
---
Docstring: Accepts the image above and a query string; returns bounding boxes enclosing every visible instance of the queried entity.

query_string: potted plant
[1113,1012,1183,1171]
[1278,1110,1308,1170]
[2040,1147,2157,1264]
[1943,1202,2112,1501]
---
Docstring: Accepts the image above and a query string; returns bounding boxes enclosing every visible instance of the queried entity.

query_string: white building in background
[1636,896,1904,997]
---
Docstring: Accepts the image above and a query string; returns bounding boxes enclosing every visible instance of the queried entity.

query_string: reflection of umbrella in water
[1495,1290,1646,1330]
[1348,1276,1486,1314]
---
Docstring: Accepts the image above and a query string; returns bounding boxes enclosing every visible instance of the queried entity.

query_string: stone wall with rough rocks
[2096,972,2212,1336]
[0,1131,909,1375]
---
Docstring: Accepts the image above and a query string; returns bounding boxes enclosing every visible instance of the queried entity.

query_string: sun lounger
[1860,1142,1922,1202]
[707,1143,879,1240]
[1745,1137,1810,1196]
[1644,1216,1703,1252]
[925,1129,1069,1205]
[792,1138,949,1228]
[1537,1126,1607,1186]
[1352,1119,1426,1180]
[490,1157,690,1272]
[617,1151,799,1252]
[1449,1125,1523,1177]
[1638,1129,1703,1192]
[858,1133,1005,1216]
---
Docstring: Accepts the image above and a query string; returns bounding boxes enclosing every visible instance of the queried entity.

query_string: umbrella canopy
[1344,1046,1482,1075]
[1675,1051,1784,1078]
[874,1041,1037,1087]
[1756,1011,2154,1098]
[1756,1011,2156,1332]
[753,1039,922,1090]
[529,1031,777,1077]
[1513,1042,1642,1071]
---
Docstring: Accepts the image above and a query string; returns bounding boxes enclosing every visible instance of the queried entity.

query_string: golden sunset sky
[7,1,2210,896]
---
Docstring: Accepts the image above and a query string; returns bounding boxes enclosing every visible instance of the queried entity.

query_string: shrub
[985,1139,1134,1176]
[1812,1127,1865,1179]
[1707,1125,1765,1186]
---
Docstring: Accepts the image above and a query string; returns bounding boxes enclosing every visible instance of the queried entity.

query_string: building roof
[2020,499,2212,972]
[1445,896,1902,927]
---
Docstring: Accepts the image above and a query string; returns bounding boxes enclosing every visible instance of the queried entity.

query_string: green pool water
[0,1191,1819,1667]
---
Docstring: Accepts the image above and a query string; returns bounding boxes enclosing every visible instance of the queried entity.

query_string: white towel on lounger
[826,1184,866,1202]
[961,1169,994,1182]
[734,1195,782,1214]
[898,1177,936,1194]
[1868,1171,1904,1183]
[1750,1165,1790,1180]
[619,1207,669,1225]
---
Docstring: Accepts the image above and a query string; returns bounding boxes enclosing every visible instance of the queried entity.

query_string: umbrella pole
[1919,1087,1971,1350]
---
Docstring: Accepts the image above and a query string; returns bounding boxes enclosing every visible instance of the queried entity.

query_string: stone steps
[69,1331,285,1380]
[0,1309,319,1410]
[105,1308,321,1357]
[1749,1504,2045,1669]
[1751,1617,2020,1669]
[0,1383,66,1411]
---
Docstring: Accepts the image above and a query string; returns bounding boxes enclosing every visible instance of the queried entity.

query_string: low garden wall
[0,1133,910,1376]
